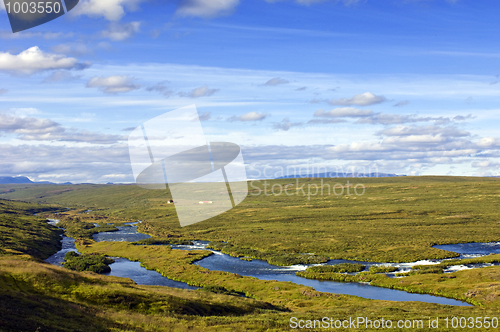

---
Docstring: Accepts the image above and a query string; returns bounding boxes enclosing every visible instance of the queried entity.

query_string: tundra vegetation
[0,176,500,331]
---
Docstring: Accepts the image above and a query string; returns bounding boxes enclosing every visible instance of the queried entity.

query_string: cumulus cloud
[179,85,219,98]
[262,77,290,86]
[146,81,173,97]
[273,118,303,131]
[101,21,141,41]
[86,75,140,94]
[0,89,7,95]
[0,46,90,75]
[0,113,125,144]
[228,111,267,122]
[199,112,211,121]
[314,107,373,118]
[328,92,387,106]
[176,0,240,18]
[0,113,61,137]
[71,0,145,21]
[477,137,500,149]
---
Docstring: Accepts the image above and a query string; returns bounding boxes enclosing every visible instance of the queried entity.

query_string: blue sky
[1,0,500,183]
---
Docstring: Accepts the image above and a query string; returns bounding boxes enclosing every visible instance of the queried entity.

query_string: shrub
[307,263,365,273]
[64,252,114,274]
[369,265,399,273]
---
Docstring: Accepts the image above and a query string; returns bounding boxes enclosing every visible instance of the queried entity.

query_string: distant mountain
[277,172,404,179]
[0,176,34,184]
[0,176,72,185]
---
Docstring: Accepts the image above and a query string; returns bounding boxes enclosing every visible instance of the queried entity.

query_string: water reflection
[105,257,198,289]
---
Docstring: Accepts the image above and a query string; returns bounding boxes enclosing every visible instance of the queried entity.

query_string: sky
[1,0,500,183]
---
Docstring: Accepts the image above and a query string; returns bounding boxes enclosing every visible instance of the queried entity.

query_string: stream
[45,219,500,306]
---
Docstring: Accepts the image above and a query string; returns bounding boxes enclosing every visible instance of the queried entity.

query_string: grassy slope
[3,176,500,263]
[0,199,63,259]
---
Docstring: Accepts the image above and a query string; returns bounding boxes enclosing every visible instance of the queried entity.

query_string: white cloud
[328,92,387,106]
[177,0,240,18]
[314,107,373,117]
[263,77,290,86]
[71,0,145,21]
[229,111,267,122]
[86,75,140,94]
[0,113,61,137]
[180,85,220,98]
[0,2,4,10]
[0,46,90,75]
[0,113,125,144]
[101,21,141,41]
[0,89,7,95]
[477,137,500,149]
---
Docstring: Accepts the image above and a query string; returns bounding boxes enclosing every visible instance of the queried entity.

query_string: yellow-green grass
[4,257,500,332]
[3,176,500,263]
[0,257,290,332]
[1,195,500,331]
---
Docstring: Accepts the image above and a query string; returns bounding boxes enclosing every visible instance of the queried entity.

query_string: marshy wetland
[1,176,500,331]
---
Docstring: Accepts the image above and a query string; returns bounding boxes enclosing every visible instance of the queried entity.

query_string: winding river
[46,219,500,306]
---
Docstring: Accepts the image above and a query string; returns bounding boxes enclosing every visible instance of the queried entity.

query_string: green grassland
[2,177,500,331]
[2,176,500,263]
